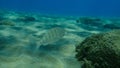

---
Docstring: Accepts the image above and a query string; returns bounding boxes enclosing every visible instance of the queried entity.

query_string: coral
[76,30,120,68]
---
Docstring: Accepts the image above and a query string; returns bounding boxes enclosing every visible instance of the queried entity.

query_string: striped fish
[36,27,65,50]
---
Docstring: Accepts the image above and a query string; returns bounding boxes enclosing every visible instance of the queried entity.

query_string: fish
[36,27,65,50]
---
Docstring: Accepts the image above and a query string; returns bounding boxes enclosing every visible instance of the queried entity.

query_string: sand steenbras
[36,27,66,49]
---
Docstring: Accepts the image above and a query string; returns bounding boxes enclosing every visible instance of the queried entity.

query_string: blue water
[0,0,120,17]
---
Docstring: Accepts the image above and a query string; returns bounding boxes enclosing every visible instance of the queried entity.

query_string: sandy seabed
[0,10,120,68]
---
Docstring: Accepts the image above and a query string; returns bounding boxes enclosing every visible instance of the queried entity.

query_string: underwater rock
[103,23,120,29]
[17,16,36,22]
[0,20,15,26]
[76,17,104,27]
[76,17,109,31]
[35,23,63,29]
[77,23,105,31]
[75,29,120,68]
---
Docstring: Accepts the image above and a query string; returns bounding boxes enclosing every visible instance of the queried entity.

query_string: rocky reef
[76,29,120,68]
